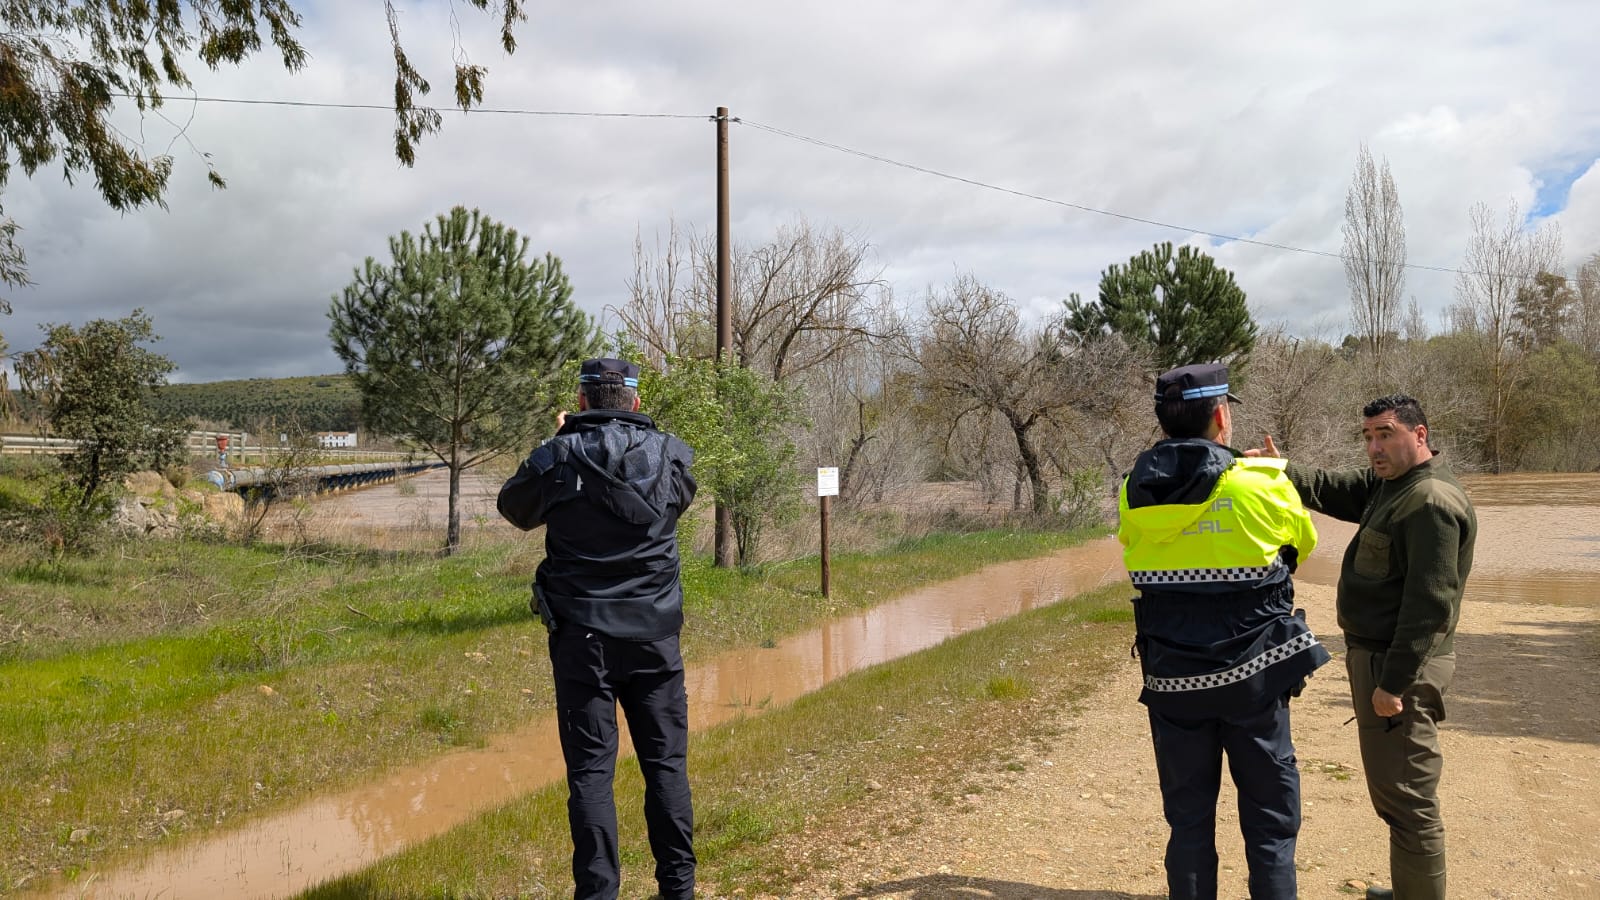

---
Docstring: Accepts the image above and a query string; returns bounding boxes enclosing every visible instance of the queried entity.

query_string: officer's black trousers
[1148,696,1300,900]
[549,627,695,900]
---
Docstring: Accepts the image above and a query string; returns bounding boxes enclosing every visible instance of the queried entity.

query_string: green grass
[302,584,1135,898]
[0,456,58,517]
[0,524,1107,892]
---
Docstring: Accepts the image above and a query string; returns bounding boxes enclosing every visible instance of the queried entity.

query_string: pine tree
[329,207,596,555]
[1066,242,1257,372]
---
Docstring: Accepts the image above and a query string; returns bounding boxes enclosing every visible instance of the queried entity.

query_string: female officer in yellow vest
[1118,362,1330,900]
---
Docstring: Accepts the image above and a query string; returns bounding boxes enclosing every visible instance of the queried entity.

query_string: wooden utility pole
[714,105,735,568]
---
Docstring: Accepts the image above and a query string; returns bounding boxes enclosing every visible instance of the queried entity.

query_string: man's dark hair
[581,380,638,411]
[1156,395,1224,439]
[1363,393,1427,431]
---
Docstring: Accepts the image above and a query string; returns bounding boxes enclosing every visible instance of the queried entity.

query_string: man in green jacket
[1252,394,1475,900]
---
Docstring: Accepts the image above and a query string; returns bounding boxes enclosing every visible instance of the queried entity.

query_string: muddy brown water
[1297,472,1600,603]
[33,516,1126,898]
[30,471,1598,898]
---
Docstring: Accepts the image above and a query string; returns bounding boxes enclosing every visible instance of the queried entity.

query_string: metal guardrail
[1,433,411,461]
[0,434,77,455]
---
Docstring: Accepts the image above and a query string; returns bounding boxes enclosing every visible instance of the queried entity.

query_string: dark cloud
[5,0,1600,381]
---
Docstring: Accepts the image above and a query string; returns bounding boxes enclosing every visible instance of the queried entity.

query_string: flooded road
[35,470,1600,898]
[1297,472,1600,598]
[38,536,1126,899]
[257,468,515,549]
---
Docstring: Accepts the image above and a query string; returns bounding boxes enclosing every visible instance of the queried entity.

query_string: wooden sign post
[817,467,839,598]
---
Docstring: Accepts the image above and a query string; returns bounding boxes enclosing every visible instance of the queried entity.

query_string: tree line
[11,166,1600,559]
[6,19,1600,561]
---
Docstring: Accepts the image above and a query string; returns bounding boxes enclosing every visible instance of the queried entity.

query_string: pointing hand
[1244,435,1280,458]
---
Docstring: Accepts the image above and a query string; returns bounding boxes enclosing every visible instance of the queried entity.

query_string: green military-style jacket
[1285,456,1476,695]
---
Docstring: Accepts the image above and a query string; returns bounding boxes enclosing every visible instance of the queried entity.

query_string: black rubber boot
[1390,846,1446,900]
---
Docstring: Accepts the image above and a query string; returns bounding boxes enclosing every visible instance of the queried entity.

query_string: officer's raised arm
[497,443,558,531]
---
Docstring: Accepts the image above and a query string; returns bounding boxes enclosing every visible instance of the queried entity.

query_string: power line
[737,118,1564,285]
[739,118,1349,263]
[103,92,1581,286]
[109,92,708,120]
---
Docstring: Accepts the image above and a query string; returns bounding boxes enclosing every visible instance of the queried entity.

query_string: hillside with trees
[149,375,363,434]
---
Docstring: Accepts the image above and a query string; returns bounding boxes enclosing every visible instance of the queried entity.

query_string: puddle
[33,539,1127,899]
[1301,553,1599,609]
[1460,573,1598,608]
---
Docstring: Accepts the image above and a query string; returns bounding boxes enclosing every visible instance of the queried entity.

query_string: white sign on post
[816,466,840,497]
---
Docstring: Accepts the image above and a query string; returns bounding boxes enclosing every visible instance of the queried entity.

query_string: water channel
[33,471,1600,898]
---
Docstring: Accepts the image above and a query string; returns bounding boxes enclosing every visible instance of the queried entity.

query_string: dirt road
[778,505,1600,898]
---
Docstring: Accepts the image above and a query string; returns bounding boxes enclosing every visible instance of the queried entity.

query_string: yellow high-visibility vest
[1118,457,1317,589]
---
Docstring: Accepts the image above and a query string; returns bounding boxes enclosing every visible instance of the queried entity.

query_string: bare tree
[235,419,322,545]
[916,275,1097,515]
[792,299,924,506]
[1571,251,1600,355]
[614,218,887,382]
[0,298,14,428]
[1450,199,1563,472]
[1343,144,1407,373]
[1401,296,1430,344]
[729,220,889,382]
[1037,334,1148,525]
[616,219,706,370]
[1232,327,1346,463]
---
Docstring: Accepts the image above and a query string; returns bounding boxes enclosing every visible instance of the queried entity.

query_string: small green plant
[1307,759,1357,781]
[983,675,1029,700]
[35,478,115,553]
[1055,466,1110,530]
[417,706,470,744]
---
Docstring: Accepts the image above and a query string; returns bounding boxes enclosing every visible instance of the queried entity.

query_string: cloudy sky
[7,0,1600,382]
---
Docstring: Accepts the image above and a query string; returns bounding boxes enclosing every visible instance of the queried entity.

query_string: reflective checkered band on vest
[1128,558,1284,587]
[1143,631,1323,693]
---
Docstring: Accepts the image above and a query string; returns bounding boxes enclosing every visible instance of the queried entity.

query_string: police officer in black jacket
[498,358,697,900]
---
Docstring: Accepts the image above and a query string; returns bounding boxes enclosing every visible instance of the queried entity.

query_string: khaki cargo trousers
[1346,646,1455,900]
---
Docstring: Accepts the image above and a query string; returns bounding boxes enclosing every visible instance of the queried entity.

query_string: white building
[316,431,358,449]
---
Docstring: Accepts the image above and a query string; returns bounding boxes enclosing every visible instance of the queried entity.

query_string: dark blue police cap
[579,358,639,388]
[1154,363,1241,404]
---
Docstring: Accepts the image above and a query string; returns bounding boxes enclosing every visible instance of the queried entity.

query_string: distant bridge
[211,460,444,499]
[1,433,441,500]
